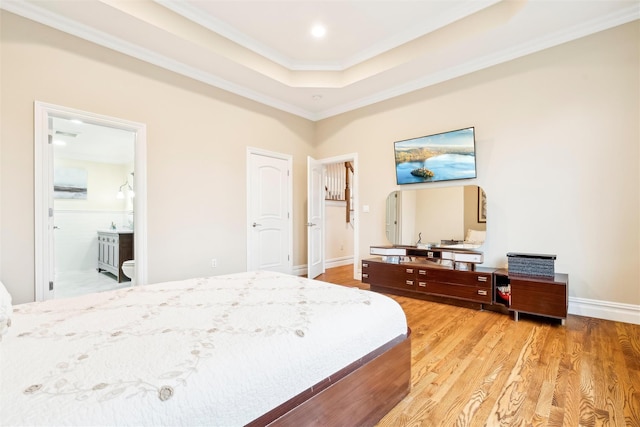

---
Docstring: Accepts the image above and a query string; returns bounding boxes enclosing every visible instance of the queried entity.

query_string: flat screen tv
[394,127,477,185]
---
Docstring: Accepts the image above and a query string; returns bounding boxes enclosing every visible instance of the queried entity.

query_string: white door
[306,153,359,281]
[307,157,324,279]
[247,149,292,273]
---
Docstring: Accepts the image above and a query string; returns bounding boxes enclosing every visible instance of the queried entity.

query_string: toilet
[121,260,135,284]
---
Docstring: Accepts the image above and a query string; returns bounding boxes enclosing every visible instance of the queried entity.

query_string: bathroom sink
[98,229,134,234]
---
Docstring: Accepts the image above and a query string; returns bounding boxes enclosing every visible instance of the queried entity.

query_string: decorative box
[507,252,556,277]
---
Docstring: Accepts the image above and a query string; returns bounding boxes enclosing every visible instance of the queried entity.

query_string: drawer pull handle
[418,270,426,275]
[362,273,368,278]
[406,280,414,286]
[477,276,488,282]
[418,282,427,287]
[478,290,488,296]
[406,269,414,274]
[362,263,368,268]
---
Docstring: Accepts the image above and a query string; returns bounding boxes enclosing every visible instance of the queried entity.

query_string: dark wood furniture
[363,259,569,324]
[494,269,568,324]
[362,258,494,308]
[97,230,134,282]
[248,331,411,426]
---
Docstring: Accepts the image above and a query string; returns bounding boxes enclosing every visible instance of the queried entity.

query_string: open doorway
[35,102,148,301]
[52,118,135,298]
[323,161,355,270]
[307,153,359,281]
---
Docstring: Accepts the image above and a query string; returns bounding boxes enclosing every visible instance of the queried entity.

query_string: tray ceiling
[2,0,638,120]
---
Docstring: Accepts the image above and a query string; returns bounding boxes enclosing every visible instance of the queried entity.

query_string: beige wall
[0,12,316,303]
[1,11,638,310]
[315,22,640,306]
[463,185,486,235]
[324,201,354,262]
[414,186,464,244]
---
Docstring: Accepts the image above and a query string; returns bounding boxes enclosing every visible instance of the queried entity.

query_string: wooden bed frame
[247,330,412,426]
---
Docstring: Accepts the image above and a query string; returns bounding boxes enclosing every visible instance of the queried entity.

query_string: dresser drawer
[426,268,492,287]
[362,260,415,290]
[426,282,492,304]
[510,277,567,319]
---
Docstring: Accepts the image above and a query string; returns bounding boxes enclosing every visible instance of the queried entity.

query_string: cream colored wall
[463,185,486,235]
[399,190,416,245]
[414,186,464,244]
[0,12,315,303]
[324,202,354,261]
[315,23,640,306]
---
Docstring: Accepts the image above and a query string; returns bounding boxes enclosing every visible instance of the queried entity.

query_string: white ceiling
[3,0,639,121]
[52,117,135,164]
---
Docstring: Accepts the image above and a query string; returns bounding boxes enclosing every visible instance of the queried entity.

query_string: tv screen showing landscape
[394,127,477,185]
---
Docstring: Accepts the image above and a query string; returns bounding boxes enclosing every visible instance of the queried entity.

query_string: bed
[0,270,410,426]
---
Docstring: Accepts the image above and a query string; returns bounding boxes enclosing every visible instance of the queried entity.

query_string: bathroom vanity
[97,230,134,282]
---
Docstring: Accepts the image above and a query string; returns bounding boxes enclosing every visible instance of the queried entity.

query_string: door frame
[34,101,148,300]
[311,153,359,281]
[246,147,293,274]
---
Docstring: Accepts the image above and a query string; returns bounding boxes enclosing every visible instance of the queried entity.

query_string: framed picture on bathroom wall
[54,167,88,199]
[477,187,486,223]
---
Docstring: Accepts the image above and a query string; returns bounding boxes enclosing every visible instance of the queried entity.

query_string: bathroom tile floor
[55,269,132,299]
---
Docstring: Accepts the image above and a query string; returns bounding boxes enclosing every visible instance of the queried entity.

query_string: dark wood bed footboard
[247,329,412,427]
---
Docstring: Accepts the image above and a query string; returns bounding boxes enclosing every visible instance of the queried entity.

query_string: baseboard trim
[325,256,354,269]
[569,297,640,325]
[293,256,354,277]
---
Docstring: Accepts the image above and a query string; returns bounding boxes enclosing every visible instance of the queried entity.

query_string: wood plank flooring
[314,265,640,427]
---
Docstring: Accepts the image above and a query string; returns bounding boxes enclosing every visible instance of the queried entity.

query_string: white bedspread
[0,271,407,426]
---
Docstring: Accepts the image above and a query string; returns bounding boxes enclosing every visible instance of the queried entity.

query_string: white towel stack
[0,281,12,340]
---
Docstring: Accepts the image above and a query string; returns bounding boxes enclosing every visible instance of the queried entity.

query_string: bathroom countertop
[97,229,134,234]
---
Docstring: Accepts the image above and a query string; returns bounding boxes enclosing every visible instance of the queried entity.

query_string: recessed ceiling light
[55,130,78,137]
[311,24,326,39]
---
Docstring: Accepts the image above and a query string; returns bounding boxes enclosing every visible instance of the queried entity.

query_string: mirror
[386,185,486,249]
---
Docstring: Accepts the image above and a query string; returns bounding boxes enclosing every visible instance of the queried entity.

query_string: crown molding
[157,0,502,72]
[312,4,640,121]
[338,0,502,71]
[2,1,638,122]
[154,0,310,71]
[0,0,316,120]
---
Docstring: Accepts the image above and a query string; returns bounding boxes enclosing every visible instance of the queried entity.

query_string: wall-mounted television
[394,127,477,185]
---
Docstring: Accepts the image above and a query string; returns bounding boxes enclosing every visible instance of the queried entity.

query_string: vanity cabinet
[97,231,134,283]
[362,258,493,306]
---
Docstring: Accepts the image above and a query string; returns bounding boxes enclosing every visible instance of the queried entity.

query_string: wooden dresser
[362,258,494,308]
[363,259,569,323]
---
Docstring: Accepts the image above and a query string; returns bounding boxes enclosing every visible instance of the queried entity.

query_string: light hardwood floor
[315,265,640,427]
